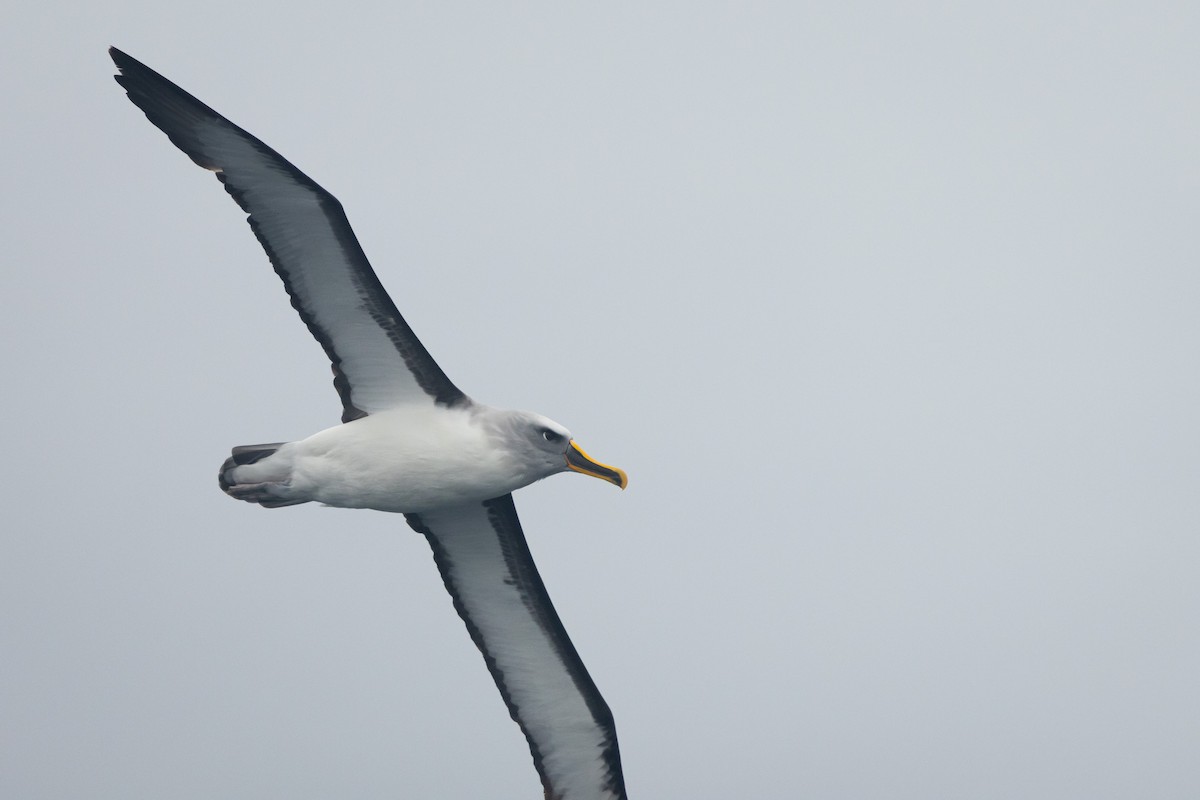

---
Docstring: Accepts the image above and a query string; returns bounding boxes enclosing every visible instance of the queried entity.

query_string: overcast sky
[3,2,1199,798]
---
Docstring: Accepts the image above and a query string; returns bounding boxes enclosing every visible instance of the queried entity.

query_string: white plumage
[112,46,630,800]
[225,406,584,513]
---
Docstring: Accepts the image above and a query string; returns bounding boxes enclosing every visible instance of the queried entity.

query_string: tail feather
[231,443,287,466]
[219,442,309,508]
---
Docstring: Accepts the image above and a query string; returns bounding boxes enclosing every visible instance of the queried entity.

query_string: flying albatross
[110,47,629,800]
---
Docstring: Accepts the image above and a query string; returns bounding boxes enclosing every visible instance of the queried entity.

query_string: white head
[486,409,628,490]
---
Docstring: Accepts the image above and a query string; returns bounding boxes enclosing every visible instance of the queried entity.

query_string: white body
[112,47,630,799]
[229,405,562,513]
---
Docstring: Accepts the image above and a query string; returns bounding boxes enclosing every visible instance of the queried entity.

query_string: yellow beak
[565,441,628,489]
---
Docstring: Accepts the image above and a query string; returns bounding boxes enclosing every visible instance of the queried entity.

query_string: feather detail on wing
[407,495,627,800]
[111,47,467,420]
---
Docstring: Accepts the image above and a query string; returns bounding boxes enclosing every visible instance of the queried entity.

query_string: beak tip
[565,440,628,490]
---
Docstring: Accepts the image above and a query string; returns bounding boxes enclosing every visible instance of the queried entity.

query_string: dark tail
[219,443,309,508]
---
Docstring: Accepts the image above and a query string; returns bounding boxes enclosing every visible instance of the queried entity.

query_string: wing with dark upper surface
[407,495,628,800]
[110,47,467,421]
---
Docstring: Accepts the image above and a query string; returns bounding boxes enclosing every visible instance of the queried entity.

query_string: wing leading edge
[407,495,628,800]
[110,47,467,420]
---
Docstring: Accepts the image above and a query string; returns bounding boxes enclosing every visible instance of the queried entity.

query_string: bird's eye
[542,429,562,443]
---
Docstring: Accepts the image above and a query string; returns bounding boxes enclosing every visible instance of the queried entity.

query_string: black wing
[407,495,628,800]
[111,47,467,421]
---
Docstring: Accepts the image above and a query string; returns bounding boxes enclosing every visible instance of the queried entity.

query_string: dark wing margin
[110,47,468,420]
[406,495,628,800]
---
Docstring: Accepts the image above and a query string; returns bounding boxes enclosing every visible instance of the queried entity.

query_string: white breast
[288,406,524,513]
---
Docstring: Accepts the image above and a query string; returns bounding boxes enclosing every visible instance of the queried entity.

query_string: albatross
[110,47,629,800]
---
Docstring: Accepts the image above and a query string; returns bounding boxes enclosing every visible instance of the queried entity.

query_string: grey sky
[3,2,1199,798]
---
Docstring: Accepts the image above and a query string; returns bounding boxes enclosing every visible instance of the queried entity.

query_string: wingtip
[109,46,139,83]
[109,46,149,77]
